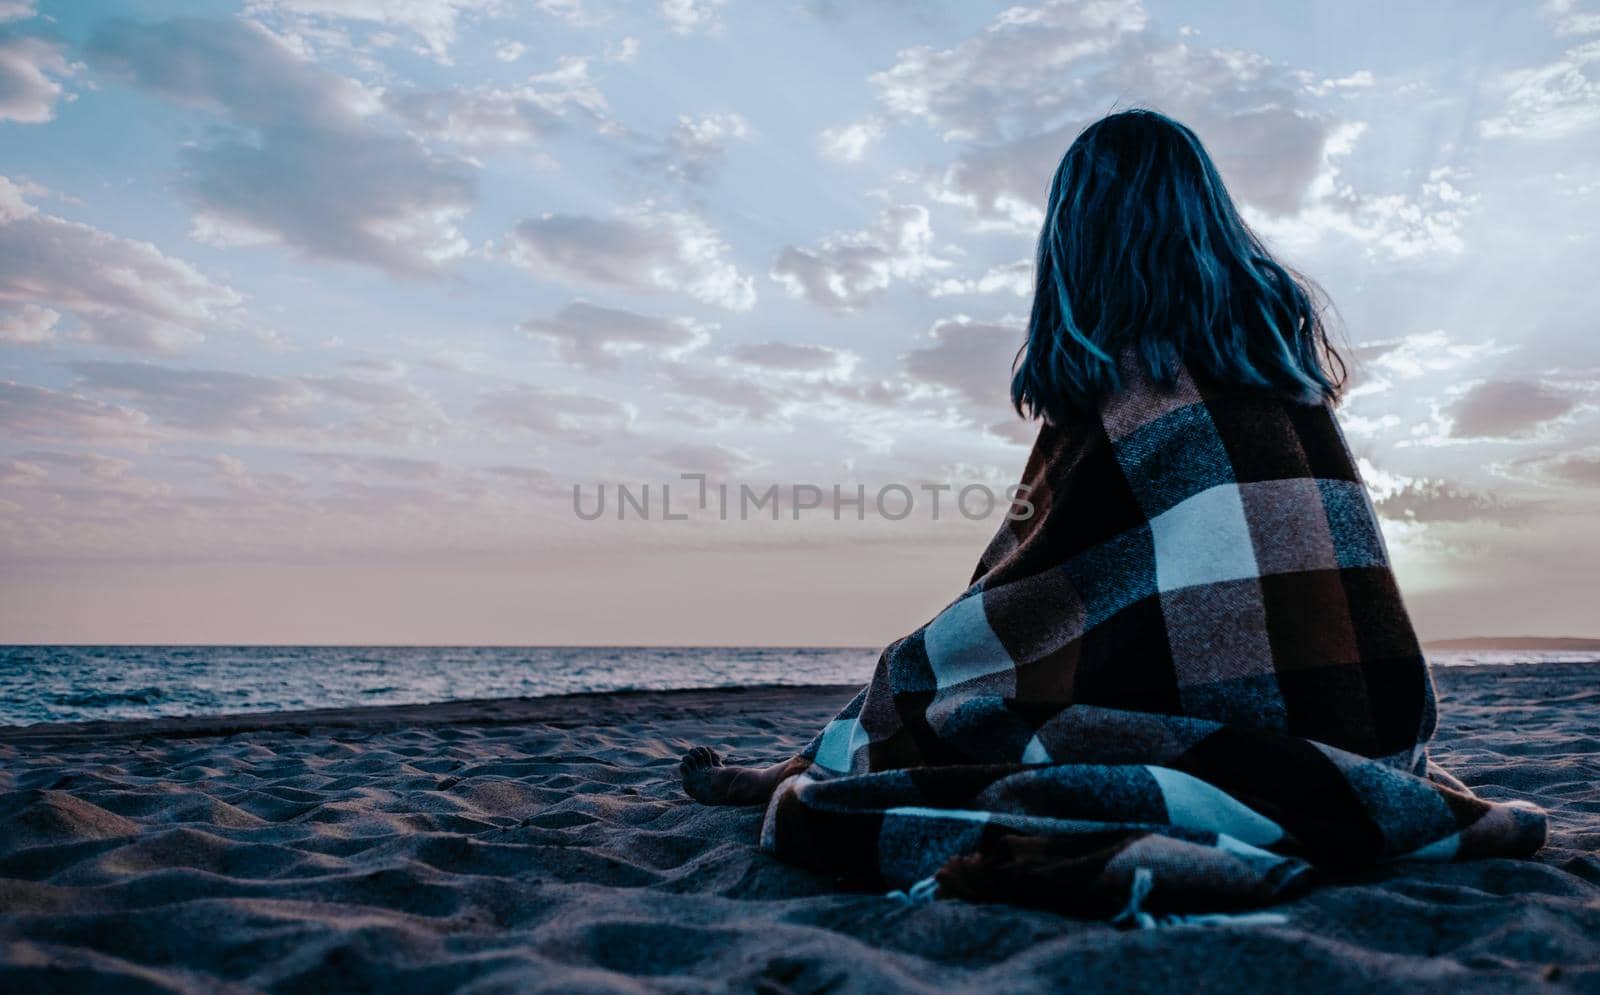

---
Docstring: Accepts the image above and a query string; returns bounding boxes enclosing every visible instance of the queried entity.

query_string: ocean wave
[3,646,1587,726]
[49,686,169,708]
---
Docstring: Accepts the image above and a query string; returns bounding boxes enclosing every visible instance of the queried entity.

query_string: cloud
[476,383,632,445]
[1479,29,1600,140]
[190,451,305,497]
[770,204,952,312]
[622,111,753,191]
[1359,457,1525,524]
[518,299,710,369]
[1514,448,1600,487]
[659,364,785,423]
[930,258,1033,297]
[86,17,476,276]
[502,206,756,310]
[0,3,37,24]
[80,362,313,435]
[67,360,448,444]
[1373,478,1523,524]
[653,442,758,477]
[660,111,750,185]
[661,0,726,34]
[0,381,153,449]
[0,303,57,345]
[869,0,1145,143]
[902,314,1021,412]
[339,357,409,379]
[15,450,138,482]
[1343,329,1505,398]
[801,0,946,21]
[1,448,170,502]
[819,116,885,162]
[861,0,1415,240]
[0,176,241,352]
[1245,129,1477,260]
[244,0,500,61]
[925,85,1331,233]
[657,339,939,433]
[301,451,449,482]
[1447,379,1584,438]
[385,55,610,152]
[1548,0,1600,37]
[725,341,854,375]
[0,457,46,486]
[985,417,1035,445]
[0,31,74,123]
[481,463,558,489]
[526,0,600,27]
[604,35,639,63]
[655,357,912,430]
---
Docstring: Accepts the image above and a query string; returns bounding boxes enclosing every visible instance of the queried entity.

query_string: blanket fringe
[886,866,1289,928]
[1111,867,1290,930]
[885,875,940,905]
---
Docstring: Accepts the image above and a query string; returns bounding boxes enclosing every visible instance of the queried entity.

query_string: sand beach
[1,663,1597,993]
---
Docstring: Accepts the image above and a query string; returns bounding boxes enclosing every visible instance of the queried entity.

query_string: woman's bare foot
[679,748,808,806]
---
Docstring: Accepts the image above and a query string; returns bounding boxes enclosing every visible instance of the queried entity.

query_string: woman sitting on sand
[679,109,1544,919]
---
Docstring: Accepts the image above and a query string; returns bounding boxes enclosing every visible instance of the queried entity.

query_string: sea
[1,645,1595,727]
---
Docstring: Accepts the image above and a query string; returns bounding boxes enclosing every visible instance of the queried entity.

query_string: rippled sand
[1,664,1597,993]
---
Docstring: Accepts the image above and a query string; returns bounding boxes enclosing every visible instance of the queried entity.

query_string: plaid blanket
[759,360,1547,921]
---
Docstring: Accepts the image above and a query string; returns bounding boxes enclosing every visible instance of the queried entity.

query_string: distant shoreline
[1425,636,1600,651]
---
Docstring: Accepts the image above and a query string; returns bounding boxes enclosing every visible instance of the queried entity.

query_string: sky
[1,0,1597,645]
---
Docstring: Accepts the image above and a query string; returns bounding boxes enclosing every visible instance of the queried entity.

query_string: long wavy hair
[1012,109,1345,423]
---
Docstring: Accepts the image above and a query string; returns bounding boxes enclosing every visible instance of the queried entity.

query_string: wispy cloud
[475,383,633,445]
[1447,379,1589,439]
[87,17,477,276]
[518,299,710,369]
[771,204,952,312]
[67,360,449,445]
[0,177,241,352]
[502,206,756,309]
[0,30,74,123]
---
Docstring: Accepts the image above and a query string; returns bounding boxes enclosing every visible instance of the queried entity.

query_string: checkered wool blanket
[760,362,1547,922]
